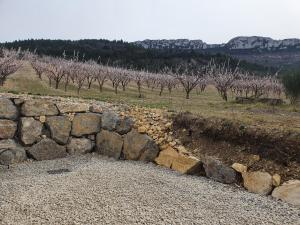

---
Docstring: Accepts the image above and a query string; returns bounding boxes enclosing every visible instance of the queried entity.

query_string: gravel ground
[0,155,299,225]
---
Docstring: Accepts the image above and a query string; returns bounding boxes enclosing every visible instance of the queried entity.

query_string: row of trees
[1,48,297,104]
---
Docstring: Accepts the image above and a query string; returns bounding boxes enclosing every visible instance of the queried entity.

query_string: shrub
[282,71,300,104]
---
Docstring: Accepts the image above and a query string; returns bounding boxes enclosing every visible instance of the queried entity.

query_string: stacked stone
[0,98,160,166]
[0,96,299,208]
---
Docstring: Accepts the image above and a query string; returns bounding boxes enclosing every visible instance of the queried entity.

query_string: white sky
[0,0,299,43]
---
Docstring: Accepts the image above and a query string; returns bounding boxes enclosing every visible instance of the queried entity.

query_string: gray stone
[116,116,134,135]
[272,180,300,207]
[67,138,93,155]
[203,157,238,184]
[56,102,89,113]
[123,129,159,162]
[21,100,58,116]
[20,117,43,145]
[71,113,101,137]
[0,139,26,165]
[0,98,18,120]
[101,111,120,131]
[0,139,17,149]
[46,116,71,144]
[0,119,17,139]
[13,98,25,105]
[242,171,273,195]
[96,130,123,159]
[27,138,67,161]
[0,148,26,166]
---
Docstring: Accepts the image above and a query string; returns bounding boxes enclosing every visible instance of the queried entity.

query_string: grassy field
[1,62,300,133]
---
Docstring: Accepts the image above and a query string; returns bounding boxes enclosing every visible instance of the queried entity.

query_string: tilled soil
[0,155,299,225]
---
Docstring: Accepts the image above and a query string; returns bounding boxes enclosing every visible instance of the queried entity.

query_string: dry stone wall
[0,94,299,208]
[0,96,161,165]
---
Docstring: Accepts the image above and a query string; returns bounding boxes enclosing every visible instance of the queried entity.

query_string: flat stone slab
[21,100,59,116]
[71,113,101,137]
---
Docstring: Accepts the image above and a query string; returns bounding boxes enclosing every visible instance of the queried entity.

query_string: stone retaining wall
[0,95,299,208]
[0,97,162,165]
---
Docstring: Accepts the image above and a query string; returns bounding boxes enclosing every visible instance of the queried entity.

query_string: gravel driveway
[0,155,299,225]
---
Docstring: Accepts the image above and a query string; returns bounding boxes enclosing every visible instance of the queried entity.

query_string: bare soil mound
[173,112,300,182]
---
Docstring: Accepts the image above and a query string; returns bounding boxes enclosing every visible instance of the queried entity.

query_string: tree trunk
[55,81,59,89]
[186,91,190,99]
[138,85,142,98]
[88,81,92,89]
[159,87,163,96]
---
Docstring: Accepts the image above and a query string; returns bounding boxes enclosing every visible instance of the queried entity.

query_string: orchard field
[1,61,300,133]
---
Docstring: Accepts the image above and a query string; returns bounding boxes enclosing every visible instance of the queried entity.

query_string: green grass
[1,62,300,133]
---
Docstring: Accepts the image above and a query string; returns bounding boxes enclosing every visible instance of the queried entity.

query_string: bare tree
[45,57,69,89]
[175,64,206,99]
[209,60,240,101]
[0,49,23,86]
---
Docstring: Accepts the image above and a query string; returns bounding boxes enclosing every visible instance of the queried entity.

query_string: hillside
[0,39,272,73]
[134,36,300,69]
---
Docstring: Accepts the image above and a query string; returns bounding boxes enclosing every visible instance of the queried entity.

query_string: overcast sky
[0,0,299,43]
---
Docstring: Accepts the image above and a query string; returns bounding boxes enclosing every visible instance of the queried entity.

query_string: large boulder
[21,100,58,116]
[56,102,89,114]
[242,171,273,195]
[203,157,238,184]
[27,138,67,161]
[272,180,300,207]
[0,139,26,165]
[123,129,159,162]
[0,98,18,120]
[71,113,101,137]
[46,116,71,144]
[67,138,93,155]
[101,111,120,131]
[171,154,204,175]
[0,119,17,139]
[155,147,179,168]
[96,130,123,159]
[116,116,134,135]
[20,117,43,145]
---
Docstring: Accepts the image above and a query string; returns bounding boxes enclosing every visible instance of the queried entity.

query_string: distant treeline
[1,39,274,74]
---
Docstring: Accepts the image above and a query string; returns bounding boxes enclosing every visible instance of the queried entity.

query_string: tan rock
[0,120,17,139]
[272,174,281,187]
[138,126,147,134]
[272,180,300,207]
[249,154,260,165]
[67,113,75,121]
[242,171,273,195]
[171,154,203,175]
[169,141,176,147]
[57,102,89,113]
[71,113,101,137]
[232,163,247,173]
[39,115,46,123]
[176,145,189,154]
[165,122,172,129]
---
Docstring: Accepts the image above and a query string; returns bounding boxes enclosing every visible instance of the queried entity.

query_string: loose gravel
[0,155,299,225]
